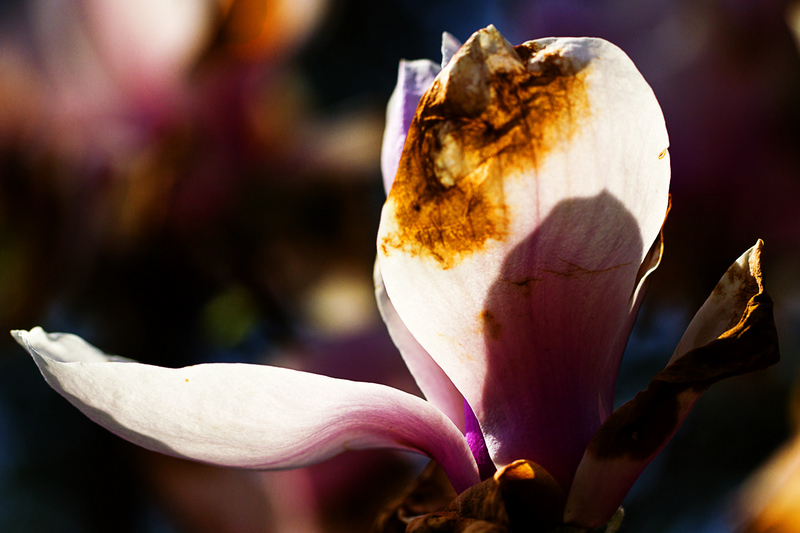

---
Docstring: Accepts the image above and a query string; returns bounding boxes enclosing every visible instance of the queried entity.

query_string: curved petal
[565,240,780,527]
[380,58,440,195]
[380,33,461,195]
[14,327,480,492]
[599,198,669,420]
[377,26,670,487]
[374,261,465,431]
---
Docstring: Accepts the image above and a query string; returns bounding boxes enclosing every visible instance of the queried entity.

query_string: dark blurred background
[0,0,799,531]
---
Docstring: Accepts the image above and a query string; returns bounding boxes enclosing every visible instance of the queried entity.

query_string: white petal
[14,328,480,492]
[378,26,670,487]
[374,261,465,431]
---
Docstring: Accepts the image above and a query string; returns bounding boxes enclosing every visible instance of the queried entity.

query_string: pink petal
[565,240,780,527]
[377,26,670,488]
[599,201,669,420]
[380,58,440,195]
[374,261,466,431]
[14,327,480,492]
[380,33,462,195]
[83,0,211,94]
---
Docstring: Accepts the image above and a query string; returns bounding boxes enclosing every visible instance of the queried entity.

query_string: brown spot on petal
[480,309,503,341]
[381,27,591,270]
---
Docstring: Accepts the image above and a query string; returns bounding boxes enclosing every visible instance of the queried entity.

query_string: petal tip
[750,238,765,279]
[440,31,461,68]
[10,328,34,348]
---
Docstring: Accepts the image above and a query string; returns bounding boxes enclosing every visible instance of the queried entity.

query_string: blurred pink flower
[21,0,215,160]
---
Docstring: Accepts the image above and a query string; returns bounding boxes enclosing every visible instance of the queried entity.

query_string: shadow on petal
[479,190,644,489]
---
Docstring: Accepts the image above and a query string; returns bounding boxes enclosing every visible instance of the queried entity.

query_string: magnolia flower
[13,26,778,530]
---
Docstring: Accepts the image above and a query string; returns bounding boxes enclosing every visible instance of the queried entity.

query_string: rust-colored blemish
[185,379,189,382]
[711,255,760,304]
[658,148,667,160]
[690,242,764,346]
[382,29,591,270]
[481,309,503,341]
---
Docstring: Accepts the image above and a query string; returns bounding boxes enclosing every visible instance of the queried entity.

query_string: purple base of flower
[465,399,496,481]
